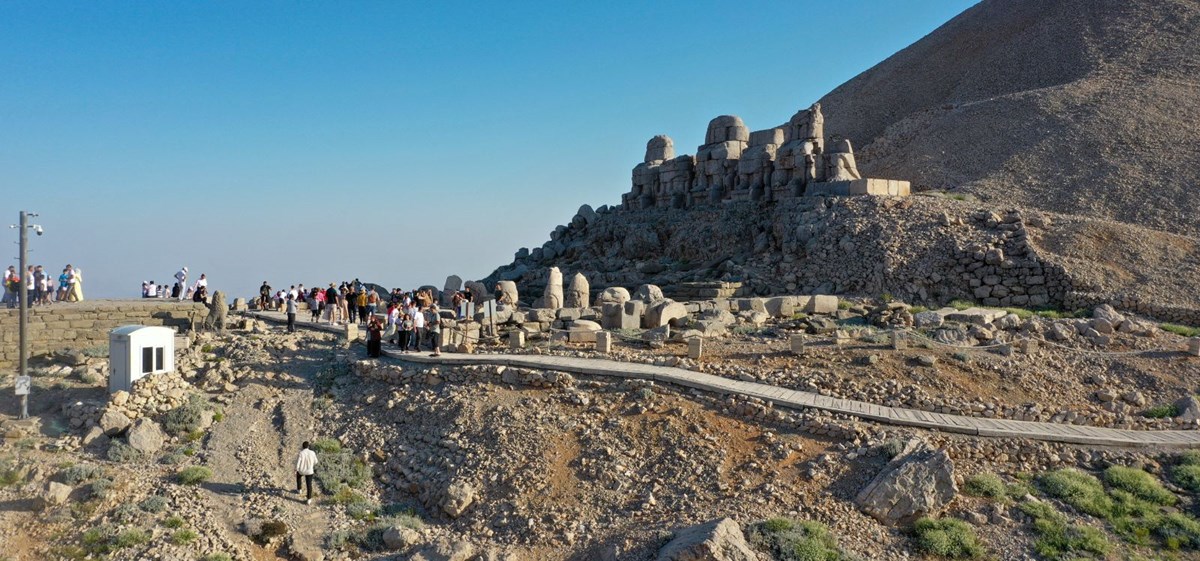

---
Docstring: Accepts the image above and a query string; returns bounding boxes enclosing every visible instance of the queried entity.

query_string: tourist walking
[398,306,413,352]
[324,283,340,325]
[356,289,369,325]
[3,266,18,308]
[67,266,83,302]
[309,288,323,322]
[294,441,318,505]
[285,294,298,333]
[258,281,272,310]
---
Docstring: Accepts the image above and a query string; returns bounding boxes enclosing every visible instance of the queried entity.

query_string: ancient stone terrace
[621,103,910,211]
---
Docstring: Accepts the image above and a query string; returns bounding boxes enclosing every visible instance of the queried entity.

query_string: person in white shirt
[295,441,319,504]
[408,302,425,351]
[192,273,207,294]
[174,267,188,301]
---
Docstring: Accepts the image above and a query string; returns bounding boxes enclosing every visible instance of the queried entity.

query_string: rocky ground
[2,315,1200,560]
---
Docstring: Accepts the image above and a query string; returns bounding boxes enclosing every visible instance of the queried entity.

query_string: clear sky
[1,0,976,299]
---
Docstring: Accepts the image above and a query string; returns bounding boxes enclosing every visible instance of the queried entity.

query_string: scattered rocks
[656,518,759,561]
[855,439,957,526]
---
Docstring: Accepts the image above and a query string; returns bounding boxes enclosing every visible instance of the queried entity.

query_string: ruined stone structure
[621,103,909,211]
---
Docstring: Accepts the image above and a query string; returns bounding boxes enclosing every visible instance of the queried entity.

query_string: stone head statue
[645,135,675,163]
[704,115,749,145]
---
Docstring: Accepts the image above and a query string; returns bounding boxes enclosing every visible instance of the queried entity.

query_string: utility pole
[12,211,38,420]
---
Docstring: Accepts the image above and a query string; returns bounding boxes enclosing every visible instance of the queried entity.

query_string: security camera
[34,226,43,236]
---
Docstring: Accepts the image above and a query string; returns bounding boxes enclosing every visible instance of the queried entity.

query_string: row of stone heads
[623,103,879,209]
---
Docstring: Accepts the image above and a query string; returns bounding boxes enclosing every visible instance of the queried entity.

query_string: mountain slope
[819,0,1200,234]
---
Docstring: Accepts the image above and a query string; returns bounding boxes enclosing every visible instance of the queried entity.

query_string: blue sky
[1,1,976,299]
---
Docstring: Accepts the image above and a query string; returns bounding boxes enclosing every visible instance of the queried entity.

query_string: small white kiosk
[109,325,175,394]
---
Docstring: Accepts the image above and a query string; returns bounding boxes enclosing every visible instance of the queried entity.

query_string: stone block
[595,331,612,353]
[806,295,838,314]
[645,300,687,328]
[765,297,796,318]
[891,331,907,350]
[1017,338,1039,354]
[835,329,851,347]
[509,330,525,349]
[344,323,358,343]
[687,337,703,359]
[790,334,806,355]
[1190,337,1200,357]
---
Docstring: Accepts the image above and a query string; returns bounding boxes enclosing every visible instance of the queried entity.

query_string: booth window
[155,347,164,371]
[142,347,154,374]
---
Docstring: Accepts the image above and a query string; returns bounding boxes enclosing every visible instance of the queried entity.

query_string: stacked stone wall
[0,300,208,369]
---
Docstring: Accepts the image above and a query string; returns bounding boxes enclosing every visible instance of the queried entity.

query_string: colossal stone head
[786,103,824,145]
[704,115,749,145]
[645,135,675,163]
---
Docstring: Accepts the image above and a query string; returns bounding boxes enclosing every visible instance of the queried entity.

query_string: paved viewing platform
[248,311,1200,449]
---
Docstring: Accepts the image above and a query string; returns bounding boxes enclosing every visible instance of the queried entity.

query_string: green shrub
[1002,307,1035,319]
[310,438,342,454]
[913,517,984,559]
[1180,451,1200,467]
[106,441,142,463]
[212,408,225,422]
[87,478,114,500]
[328,485,370,505]
[1143,404,1180,419]
[1173,464,1200,493]
[837,300,852,310]
[962,473,1008,501]
[200,344,215,353]
[201,554,232,561]
[259,520,288,541]
[314,448,371,494]
[1161,323,1200,337]
[163,515,185,529]
[762,517,795,533]
[1039,469,1114,518]
[1103,466,1176,506]
[949,300,973,311]
[111,528,149,549]
[138,495,167,513]
[0,460,21,487]
[112,503,140,523]
[346,500,381,521]
[1019,501,1110,559]
[170,529,198,545]
[81,344,109,358]
[160,395,208,436]
[176,466,212,485]
[58,464,105,484]
[748,518,850,561]
[880,438,908,459]
[952,351,971,363]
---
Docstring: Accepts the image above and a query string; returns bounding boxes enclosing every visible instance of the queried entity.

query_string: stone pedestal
[595,331,612,354]
[344,323,358,344]
[1189,337,1200,357]
[509,330,525,350]
[1018,338,1040,355]
[687,337,703,360]
[891,331,907,350]
[790,334,806,355]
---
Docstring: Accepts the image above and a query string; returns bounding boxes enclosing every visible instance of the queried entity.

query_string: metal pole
[18,211,28,419]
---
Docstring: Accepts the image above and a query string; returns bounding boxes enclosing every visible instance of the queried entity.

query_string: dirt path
[202,374,330,561]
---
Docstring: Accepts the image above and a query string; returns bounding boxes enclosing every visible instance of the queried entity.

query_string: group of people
[264,279,445,358]
[3,264,83,308]
[141,270,208,302]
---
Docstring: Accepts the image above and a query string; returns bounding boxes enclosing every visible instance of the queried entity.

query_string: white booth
[109,325,175,394]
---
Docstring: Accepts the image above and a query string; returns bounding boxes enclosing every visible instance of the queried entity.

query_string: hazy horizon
[1,0,976,300]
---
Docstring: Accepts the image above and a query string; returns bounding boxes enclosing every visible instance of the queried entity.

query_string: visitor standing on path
[408,301,424,351]
[426,304,442,357]
[294,441,318,504]
[367,315,383,358]
[174,267,188,301]
[285,294,298,333]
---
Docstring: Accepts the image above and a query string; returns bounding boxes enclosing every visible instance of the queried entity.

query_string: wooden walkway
[248,311,1200,449]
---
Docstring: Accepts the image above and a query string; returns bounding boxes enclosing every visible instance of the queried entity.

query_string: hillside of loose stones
[2,309,1200,560]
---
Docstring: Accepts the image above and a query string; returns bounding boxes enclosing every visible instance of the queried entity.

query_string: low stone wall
[0,300,209,369]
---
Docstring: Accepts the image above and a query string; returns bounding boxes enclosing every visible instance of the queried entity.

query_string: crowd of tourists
[3,264,84,308]
[141,268,208,302]
[261,279,450,358]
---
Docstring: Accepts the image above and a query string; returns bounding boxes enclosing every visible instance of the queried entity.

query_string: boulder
[656,518,759,561]
[597,287,630,306]
[382,526,421,550]
[441,480,476,518]
[642,325,671,348]
[411,539,476,561]
[42,481,73,508]
[82,426,108,448]
[646,300,688,328]
[98,409,131,436]
[805,295,839,314]
[1092,304,1126,327]
[56,349,88,367]
[126,418,166,454]
[1176,396,1200,423]
[634,284,665,304]
[855,439,957,526]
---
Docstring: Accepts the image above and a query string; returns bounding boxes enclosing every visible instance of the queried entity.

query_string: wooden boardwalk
[249,311,1200,449]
